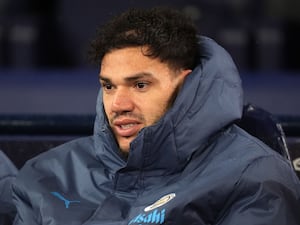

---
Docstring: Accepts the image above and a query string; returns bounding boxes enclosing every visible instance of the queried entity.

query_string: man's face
[100,47,191,153]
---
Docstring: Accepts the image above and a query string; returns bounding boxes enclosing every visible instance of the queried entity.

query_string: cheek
[140,94,172,125]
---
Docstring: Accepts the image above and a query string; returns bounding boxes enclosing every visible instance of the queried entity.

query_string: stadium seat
[236,103,290,160]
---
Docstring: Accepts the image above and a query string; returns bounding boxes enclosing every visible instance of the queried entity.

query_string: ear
[175,69,192,88]
[181,69,192,78]
[178,69,192,80]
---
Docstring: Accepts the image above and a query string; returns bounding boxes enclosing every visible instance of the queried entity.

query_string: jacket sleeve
[11,174,40,225]
[216,156,300,225]
[0,150,18,224]
[11,191,40,225]
[12,213,39,225]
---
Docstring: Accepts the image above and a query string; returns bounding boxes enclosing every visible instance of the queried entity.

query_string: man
[12,7,300,225]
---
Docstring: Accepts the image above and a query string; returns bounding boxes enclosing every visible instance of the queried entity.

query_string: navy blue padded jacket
[12,37,300,225]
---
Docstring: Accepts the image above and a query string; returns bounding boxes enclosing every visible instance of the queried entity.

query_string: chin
[120,146,130,153]
[118,137,136,153]
[118,142,130,153]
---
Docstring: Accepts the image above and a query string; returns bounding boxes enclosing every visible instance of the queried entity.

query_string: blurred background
[0,0,299,115]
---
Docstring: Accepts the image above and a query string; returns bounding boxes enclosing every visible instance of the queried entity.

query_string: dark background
[0,0,300,115]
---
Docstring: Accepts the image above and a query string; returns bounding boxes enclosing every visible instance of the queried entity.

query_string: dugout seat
[236,103,290,160]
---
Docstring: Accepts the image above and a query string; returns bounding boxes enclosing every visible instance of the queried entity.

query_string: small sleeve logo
[51,192,80,208]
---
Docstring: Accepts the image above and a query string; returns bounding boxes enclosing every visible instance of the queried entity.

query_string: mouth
[112,119,142,138]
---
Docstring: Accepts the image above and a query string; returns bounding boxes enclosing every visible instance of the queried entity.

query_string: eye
[101,82,114,91]
[135,81,149,90]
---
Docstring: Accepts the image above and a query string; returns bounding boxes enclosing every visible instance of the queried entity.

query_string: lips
[112,118,142,138]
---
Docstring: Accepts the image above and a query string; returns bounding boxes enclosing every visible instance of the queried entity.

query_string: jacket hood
[93,36,243,174]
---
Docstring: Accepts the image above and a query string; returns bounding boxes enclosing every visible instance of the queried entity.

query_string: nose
[111,88,134,113]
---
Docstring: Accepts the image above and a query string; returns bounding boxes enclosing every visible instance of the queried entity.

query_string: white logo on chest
[144,193,176,212]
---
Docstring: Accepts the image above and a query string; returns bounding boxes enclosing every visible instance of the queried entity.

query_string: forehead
[101,47,154,68]
[100,47,174,79]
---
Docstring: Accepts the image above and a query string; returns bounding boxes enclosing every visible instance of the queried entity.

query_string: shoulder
[210,124,298,185]
[222,124,288,160]
[14,136,97,188]
[26,136,94,167]
[212,126,300,222]
[223,125,300,191]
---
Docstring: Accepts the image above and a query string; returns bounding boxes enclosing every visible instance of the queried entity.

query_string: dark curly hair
[89,7,199,70]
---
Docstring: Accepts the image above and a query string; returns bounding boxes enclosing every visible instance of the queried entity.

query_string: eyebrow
[99,72,154,83]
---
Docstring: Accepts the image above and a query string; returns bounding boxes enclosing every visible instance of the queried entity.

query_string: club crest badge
[144,193,176,212]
